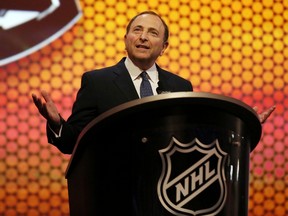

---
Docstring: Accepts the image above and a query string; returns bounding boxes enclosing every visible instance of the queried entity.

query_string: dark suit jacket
[48,57,193,153]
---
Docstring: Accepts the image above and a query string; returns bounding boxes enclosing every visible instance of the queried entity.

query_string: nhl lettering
[158,137,227,216]
[175,160,216,203]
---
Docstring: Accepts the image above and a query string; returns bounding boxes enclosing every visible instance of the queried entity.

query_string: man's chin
[130,56,154,68]
[133,54,151,61]
[134,51,150,57]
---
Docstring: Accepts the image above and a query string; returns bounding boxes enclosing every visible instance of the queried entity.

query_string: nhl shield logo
[157,137,227,216]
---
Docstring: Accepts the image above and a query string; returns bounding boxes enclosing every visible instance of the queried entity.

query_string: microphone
[156,81,170,94]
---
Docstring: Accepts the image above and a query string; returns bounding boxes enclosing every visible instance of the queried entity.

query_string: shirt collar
[124,57,158,83]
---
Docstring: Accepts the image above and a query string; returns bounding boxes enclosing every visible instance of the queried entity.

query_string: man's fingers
[32,93,43,109]
[41,90,52,103]
[31,93,48,116]
[266,105,276,117]
[260,105,276,123]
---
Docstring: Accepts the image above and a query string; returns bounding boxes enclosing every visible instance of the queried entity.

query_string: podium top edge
[82,92,259,128]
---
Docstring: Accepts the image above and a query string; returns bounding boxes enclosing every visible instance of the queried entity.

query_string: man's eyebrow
[132,25,143,29]
[132,25,159,32]
[148,27,159,32]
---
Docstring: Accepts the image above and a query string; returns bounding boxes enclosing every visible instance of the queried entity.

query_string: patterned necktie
[140,71,153,98]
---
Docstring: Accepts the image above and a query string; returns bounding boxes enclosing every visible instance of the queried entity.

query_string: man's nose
[139,31,148,40]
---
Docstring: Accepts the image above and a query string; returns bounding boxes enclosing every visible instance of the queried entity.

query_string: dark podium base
[65,92,262,216]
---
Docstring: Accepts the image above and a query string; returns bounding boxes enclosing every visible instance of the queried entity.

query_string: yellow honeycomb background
[0,0,287,215]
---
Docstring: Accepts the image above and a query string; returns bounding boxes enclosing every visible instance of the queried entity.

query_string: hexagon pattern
[0,0,287,215]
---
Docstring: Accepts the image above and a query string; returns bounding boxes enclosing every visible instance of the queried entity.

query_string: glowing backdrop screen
[0,0,287,215]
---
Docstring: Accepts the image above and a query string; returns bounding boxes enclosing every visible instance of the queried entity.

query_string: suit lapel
[112,58,140,100]
[157,65,173,92]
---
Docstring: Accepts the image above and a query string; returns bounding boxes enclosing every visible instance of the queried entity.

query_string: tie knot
[140,71,149,81]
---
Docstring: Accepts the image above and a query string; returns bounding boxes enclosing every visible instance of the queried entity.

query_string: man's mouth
[136,44,149,49]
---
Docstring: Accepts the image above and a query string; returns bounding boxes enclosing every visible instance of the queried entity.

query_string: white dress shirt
[124,57,159,97]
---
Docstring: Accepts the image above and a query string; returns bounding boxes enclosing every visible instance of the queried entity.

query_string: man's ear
[124,35,127,50]
[160,41,169,56]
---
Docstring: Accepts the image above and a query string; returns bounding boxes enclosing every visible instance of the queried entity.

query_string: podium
[65,92,262,216]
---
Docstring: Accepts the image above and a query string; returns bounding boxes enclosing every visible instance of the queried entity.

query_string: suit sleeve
[47,72,99,154]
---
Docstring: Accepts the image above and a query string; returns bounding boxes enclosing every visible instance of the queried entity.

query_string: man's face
[124,14,168,68]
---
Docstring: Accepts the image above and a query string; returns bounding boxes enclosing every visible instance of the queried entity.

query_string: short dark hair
[126,11,169,43]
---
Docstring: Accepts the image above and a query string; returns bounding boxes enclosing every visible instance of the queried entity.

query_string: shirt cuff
[48,123,63,138]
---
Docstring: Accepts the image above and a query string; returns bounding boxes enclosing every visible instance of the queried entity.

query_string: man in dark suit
[32,11,275,154]
[32,11,193,154]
